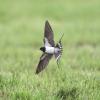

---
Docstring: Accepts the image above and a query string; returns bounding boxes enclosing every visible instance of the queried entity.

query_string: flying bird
[36,21,64,74]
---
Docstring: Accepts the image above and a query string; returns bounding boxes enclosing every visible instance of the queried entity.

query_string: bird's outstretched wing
[36,53,53,74]
[44,20,55,47]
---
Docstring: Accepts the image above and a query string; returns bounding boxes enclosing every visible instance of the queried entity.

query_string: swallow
[36,20,64,74]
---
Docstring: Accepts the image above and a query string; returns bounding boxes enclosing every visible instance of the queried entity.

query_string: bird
[36,20,64,74]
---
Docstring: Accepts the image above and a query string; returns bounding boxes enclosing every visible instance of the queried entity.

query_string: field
[0,0,100,100]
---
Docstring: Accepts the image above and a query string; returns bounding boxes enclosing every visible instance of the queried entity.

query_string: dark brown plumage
[36,53,52,74]
[44,21,55,47]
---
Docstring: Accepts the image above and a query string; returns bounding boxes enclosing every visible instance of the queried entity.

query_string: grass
[0,0,100,100]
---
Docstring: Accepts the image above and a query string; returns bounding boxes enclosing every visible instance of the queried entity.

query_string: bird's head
[40,47,45,52]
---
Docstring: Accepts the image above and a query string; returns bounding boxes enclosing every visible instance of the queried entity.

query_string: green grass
[0,0,100,100]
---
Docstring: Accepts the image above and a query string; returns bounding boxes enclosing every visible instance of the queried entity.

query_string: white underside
[45,46,54,54]
[45,46,60,54]
[44,37,60,54]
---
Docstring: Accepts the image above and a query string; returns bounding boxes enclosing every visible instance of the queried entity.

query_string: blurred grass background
[0,0,100,100]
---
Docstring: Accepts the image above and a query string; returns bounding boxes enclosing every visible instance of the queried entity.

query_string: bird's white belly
[45,47,55,54]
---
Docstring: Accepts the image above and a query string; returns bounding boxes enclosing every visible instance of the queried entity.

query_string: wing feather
[44,21,55,47]
[36,53,53,74]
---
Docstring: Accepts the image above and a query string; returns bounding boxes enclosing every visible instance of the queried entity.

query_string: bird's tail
[54,33,64,67]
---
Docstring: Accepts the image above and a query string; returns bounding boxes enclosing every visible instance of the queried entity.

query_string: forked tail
[59,33,64,43]
[55,33,64,67]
